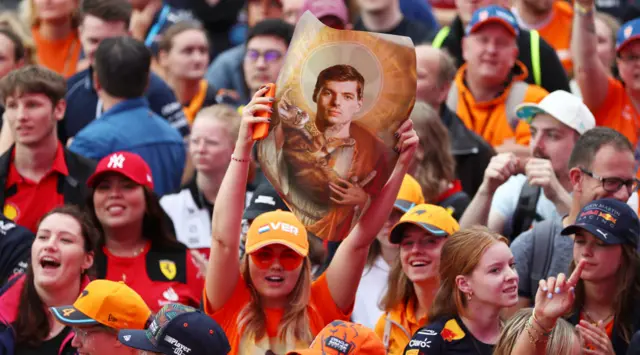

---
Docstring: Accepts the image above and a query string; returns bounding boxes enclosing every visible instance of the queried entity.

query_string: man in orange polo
[449,5,548,158]
[0,66,95,232]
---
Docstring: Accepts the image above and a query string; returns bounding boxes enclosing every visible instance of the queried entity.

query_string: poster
[257,12,417,242]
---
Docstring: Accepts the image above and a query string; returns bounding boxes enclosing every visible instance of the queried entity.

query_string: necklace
[583,309,614,326]
[107,244,146,257]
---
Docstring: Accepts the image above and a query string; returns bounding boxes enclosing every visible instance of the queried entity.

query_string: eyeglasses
[245,49,283,63]
[617,54,640,64]
[250,248,303,271]
[72,325,115,340]
[580,168,640,193]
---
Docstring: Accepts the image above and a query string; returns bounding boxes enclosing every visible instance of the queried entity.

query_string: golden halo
[300,42,382,119]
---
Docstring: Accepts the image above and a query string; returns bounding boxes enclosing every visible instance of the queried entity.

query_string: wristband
[532,309,554,336]
[574,3,594,15]
[231,155,250,163]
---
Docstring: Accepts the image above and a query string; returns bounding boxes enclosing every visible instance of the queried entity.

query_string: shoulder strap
[530,219,557,298]
[510,182,542,241]
[505,82,529,131]
[446,83,458,114]
[529,30,542,87]
[432,26,451,49]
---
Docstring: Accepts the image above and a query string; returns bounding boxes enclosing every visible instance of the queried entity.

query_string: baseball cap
[50,280,151,330]
[118,304,230,355]
[561,198,640,246]
[87,151,154,190]
[515,90,596,135]
[287,320,385,355]
[617,18,640,53]
[466,5,519,37]
[243,182,290,221]
[389,204,460,244]
[394,174,426,213]
[245,210,309,256]
[301,0,349,26]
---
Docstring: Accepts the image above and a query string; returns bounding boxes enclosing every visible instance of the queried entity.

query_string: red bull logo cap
[561,198,639,246]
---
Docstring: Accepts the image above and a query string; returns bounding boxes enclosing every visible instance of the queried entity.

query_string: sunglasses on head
[250,246,303,271]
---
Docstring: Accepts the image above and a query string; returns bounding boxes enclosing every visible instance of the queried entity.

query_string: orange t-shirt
[32,26,81,78]
[203,273,350,355]
[537,1,574,75]
[452,63,548,147]
[591,77,640,152]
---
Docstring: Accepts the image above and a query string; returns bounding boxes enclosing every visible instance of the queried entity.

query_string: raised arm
[572,0,610,110]
[205,87,272,310]
[326,119,418,312]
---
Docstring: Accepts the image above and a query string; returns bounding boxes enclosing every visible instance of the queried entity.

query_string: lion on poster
[258,12,416,242]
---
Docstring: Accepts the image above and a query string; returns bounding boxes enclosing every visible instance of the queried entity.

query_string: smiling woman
[0,205,98,355]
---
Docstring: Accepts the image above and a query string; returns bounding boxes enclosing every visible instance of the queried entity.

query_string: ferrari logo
[159,260,176,280]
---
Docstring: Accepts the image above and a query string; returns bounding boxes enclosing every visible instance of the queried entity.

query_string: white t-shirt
[352,255,389,329]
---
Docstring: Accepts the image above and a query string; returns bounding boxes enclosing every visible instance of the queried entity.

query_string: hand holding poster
[258,12,417,242]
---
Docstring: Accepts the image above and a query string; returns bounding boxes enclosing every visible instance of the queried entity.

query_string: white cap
[515,90,596,135]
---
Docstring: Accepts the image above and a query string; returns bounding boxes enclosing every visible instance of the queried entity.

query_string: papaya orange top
[536,1,574,75]
[203,272,350,355]
[579,312,614,351]
[375,298,429,355]
[591,76,640,150]
[452,62,548,147]
[32,26,81,78]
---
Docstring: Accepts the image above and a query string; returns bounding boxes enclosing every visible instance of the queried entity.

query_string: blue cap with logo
[561,198,640,246]
[466,5,520,37]
[118,304,230,355]
[617,18,640,53]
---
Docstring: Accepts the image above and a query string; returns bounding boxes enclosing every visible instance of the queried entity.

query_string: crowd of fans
[0,0,640,354]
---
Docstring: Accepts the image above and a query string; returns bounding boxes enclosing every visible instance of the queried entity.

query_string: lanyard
[145,5,170,47]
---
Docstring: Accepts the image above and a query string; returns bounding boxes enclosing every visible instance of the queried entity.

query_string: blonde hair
[595,11,620,50]
[237,255,313,344]
[193,104,242,143]
[409,101,456,203]
[493,308,579,355]
[20,0,80,28]
[0,11,37,65]
[428,226,508,321]
[379,253,415,312]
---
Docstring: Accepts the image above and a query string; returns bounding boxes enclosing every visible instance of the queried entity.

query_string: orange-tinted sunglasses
[250,247,303,271]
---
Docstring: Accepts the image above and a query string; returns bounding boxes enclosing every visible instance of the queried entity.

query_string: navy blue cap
[118,304,230,355]
[243,181,290,220]
[466,5,520,37]
[561,198,640,246]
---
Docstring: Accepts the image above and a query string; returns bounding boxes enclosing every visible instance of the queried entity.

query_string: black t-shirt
[429,16,570,94]
[15,326,72,355]
[354,17,431,46]
[0,215,34,287]
[404,316,494,355]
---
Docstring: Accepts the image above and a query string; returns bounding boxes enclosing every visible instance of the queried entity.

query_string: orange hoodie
[451,61,548,147]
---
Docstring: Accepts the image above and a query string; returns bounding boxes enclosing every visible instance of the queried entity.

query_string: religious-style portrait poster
[258,11,417,242]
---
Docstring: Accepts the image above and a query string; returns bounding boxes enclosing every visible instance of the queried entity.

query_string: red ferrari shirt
[4,143,67,232]
[102,242,204,312]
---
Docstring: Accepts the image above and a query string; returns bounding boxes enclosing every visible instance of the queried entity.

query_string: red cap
[87,152,154,190]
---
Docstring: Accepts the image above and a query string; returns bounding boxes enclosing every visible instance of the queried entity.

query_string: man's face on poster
[316,80,363,127]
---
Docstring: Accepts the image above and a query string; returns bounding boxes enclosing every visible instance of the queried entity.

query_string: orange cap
[245,210,308,256]
[50,280,151,330]
[394,174,425,213]
[389,204,460,244]
[287,320,385,355]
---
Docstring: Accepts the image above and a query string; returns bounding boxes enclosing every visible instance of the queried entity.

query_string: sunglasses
[250,247,303,271]
[245,49,283,63]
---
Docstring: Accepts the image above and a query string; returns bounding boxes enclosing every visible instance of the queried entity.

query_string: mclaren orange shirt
[375,298,429,355]
[32,26,81,78]
[4,143,67,232]
[451,62,548,147]
[203,273,351,355]
[591,77,640,151]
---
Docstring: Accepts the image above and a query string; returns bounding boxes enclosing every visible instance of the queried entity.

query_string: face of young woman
[399,225,446,283]
[32,213,93,289]
[92,174,146,230]
[189,119,234,174]
[462,242,519,308]
[248,244,304,302]
[164,29,209,80]
[573,230,622,282]
[33,0,77,22]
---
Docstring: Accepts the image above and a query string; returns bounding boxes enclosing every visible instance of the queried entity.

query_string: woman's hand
[577,320,615,355]
[533,260,585,330]
[394,119,418,169]
[236,86,274,155]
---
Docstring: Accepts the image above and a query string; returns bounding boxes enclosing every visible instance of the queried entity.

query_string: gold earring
[467,291,473,301]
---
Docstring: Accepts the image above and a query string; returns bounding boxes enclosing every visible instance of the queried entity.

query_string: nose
[611,185,631,202]
[531,135,545,153]
[71,332,82,347]
[255,55,267,69]
[505,265,518,281]
[581,244,594,257]
[107,185,124,199]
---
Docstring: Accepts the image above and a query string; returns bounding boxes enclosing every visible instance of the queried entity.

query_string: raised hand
[237,86,274,149]
[533,260,586,329]
[394,119,418,168]
[480,153,521,195]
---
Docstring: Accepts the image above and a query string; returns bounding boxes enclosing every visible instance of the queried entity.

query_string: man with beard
[459,90,595,238]
[511,0,573,75]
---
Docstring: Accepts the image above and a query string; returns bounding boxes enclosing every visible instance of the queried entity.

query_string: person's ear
[438,82,451,104]
[92,71,101,92]
[82,251,94,272]
[569,167,583,193]
[53,99,67,122]
[158,49,169,68]
[462,37,470,62]
[455,274,472,294]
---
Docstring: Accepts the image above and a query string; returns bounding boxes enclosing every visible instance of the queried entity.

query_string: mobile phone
[252,83,276,140]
